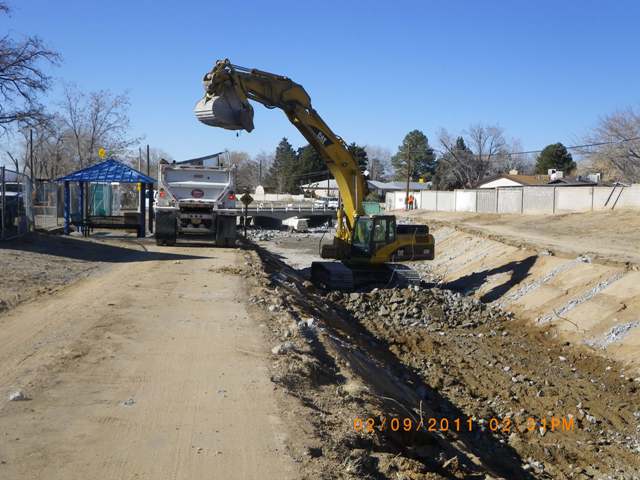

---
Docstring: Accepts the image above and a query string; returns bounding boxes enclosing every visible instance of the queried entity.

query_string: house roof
[478,174,548,187]
[57,159,155,184]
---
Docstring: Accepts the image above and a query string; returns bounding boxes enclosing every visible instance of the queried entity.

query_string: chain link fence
[0,166,33,240]
[33,179,63,230]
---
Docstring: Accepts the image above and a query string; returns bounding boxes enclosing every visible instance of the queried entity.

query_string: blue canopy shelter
[57,159,155,238]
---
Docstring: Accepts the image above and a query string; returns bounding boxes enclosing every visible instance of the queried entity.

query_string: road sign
[98,147,106,159]
[240,193,254,206]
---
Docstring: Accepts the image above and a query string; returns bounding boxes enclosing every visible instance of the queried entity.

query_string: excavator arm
[195,59,365,246]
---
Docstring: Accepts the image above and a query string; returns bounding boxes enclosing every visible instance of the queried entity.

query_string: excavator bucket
[194,84,255,132]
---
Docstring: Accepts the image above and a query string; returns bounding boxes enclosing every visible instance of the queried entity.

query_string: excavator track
[311,261,421,291]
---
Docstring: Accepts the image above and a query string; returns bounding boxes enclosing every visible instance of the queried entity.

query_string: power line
[505,136,640,156]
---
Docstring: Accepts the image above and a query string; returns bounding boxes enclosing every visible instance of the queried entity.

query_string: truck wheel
[155,211,177,247]
[215,216,237,247]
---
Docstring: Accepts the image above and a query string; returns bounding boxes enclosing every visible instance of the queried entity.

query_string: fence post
[64,181,70,234]
[138,182,146,238]
[520,188,524,214]
[495,188,499,213]
[591,186,595,211]
[1,166,5,240]
[552,187,556,214]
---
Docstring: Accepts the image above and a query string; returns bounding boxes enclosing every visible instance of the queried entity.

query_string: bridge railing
[251,204,336,213]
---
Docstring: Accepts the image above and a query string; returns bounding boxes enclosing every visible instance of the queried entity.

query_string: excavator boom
[195,60,364,249]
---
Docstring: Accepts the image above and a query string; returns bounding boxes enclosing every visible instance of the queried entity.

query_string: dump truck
[154,155,237,246]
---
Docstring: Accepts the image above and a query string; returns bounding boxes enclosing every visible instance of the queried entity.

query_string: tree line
[1,0,638,189]
[0,2,165,180]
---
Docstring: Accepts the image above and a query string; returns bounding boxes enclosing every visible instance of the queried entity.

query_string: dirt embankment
[391,210,640,373]
[400,209,640,266]
[245,245,640,479]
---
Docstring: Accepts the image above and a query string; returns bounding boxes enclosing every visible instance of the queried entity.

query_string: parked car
[326,198,339,209]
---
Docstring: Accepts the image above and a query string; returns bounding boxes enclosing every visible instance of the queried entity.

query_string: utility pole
[138,147,142,171]
[146,144,150,176]
[405,156,411,210]
[29,129,34,179]
[1,166,5,240]
[258,157,262,185]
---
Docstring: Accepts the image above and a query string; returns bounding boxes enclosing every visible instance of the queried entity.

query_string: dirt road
[0,242,297,479]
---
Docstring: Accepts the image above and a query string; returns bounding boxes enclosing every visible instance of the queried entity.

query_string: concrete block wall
[593,187,615,209]
[555,187,594,212]
[436,191,455,211]
[385,185,640,215]
[617,185,640,208]
[477,189,497,213]
[385,191,424,210]
[455,190,477,212]
[420,191,437,210]
[523,187,554,214]
[497,188,523,213]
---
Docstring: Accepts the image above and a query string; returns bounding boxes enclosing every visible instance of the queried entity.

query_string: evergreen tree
[535,143,576,174]
[347,142,369,170]
[296,144,326,184]
[264,137,297,193]
[391,130,436,181]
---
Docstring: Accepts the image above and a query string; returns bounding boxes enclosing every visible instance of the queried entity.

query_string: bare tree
[438,124,507,187]
[253,151,273,186]
[0,3,60,132]
[494,138,533,174]
[60,84,139,167]
[227,151,262,191]
[364,145,392,181]
[5,114,78,179]
[123,146,173,178]
[582,106,640,183]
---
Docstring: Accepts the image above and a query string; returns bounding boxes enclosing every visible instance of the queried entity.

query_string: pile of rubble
[327,285,510,329]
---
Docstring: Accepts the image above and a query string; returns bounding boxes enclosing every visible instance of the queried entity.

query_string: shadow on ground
[1,233,207,263]
[443,255,537,302]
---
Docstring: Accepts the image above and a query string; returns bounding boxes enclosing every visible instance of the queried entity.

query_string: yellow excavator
[194,59,434,289]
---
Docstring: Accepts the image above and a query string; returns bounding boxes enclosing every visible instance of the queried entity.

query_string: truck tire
[215,215,237,247]
[155,210,177,246]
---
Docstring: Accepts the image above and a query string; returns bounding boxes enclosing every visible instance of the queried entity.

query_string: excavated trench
[243,235,640,479]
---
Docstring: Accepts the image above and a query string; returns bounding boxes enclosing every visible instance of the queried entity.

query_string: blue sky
[2,0,639,160]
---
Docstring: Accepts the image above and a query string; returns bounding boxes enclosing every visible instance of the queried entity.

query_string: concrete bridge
[220,206,335,228]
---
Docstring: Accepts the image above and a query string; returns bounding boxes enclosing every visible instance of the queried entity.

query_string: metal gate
[1,166,32,240]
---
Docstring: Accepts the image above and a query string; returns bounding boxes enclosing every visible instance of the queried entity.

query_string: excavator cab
[351,216,396,259]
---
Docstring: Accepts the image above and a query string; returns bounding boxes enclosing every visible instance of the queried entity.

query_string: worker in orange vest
[407,194,414,210]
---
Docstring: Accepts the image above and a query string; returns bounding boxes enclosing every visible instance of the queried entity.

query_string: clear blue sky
[2,0,639,160]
